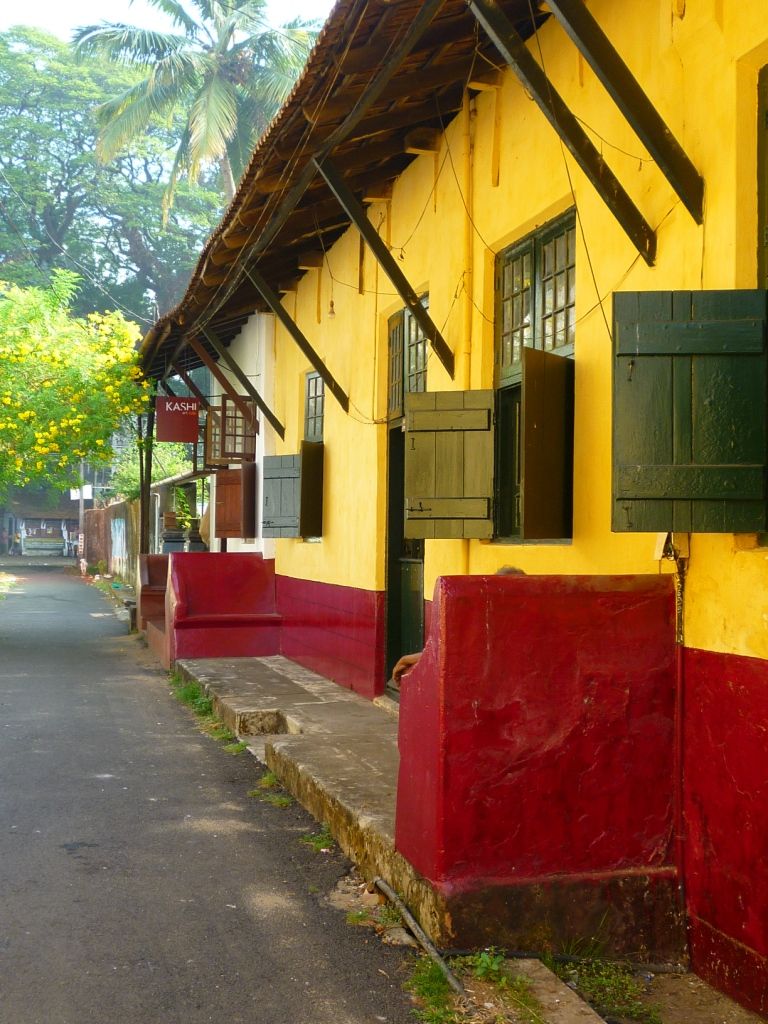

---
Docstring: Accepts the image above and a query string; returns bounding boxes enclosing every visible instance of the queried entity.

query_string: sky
[0,0,335,39]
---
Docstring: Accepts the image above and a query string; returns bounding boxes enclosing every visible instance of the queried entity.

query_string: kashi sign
[155,397,200,442]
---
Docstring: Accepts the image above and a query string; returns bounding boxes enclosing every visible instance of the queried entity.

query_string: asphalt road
[0,565,416,1024]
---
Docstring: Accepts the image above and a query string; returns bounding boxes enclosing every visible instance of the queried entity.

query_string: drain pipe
[372,878,467,998]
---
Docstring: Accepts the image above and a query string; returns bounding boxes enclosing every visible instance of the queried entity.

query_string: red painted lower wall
[276,575,386,700]
[683,647,768,1015]
[396,574,682,955]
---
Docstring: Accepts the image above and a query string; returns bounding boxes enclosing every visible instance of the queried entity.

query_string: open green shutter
[262,456,300,537]
[262,444,324,538]
[299,441,324,538]
[404,390,494,539]
[522,348,575,539]
[613,290,768,532]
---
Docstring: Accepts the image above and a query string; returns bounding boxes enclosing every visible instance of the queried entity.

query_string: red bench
[165,552,282,666]
[138,554,169,630]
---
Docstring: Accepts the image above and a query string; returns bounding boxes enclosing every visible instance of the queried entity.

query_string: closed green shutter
[613,290,768,532]
[404,390,495,539]
[262,444,324,538]
[262,456,300,537]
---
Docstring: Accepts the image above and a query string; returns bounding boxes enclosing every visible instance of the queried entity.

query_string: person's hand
[392,651,422,683]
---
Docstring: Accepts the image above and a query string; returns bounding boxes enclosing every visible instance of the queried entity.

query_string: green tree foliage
[0,271,148,496]
[0,26,223,320]
[73,0,314,207]
[108,440,193,501]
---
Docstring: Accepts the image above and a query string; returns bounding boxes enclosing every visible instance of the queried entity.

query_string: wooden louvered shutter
[613,290,768,532]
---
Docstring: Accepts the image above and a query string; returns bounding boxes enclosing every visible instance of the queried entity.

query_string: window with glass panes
[388,298,429,419]
[495,212,576,538]
[304,371,325,442]
[497,213,576,384]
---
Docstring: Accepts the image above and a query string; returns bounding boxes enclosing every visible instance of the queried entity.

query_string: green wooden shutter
[404,390,494,539]
[262,445,324,538]
[262,455,300,537]
[299,441,324,538]
[613,290,768,532]
[522,347,575,539]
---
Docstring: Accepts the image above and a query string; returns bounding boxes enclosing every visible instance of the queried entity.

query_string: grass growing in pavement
[222,741,248,755]
[406,958,457,1024]
[256,770,280,789]
[247,788,293,807]
[201,720,236,742]
[168,672,241,747]
[346,909,370,926]
[300,823,335,853]
[546,958,662,1024]
[405,947,549,1024]
[247,770,294,807]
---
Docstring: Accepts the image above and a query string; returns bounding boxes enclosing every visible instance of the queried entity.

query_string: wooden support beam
[297,251,325,270]
[173,365,210,411]
[314,156,455,378]
[201,328,285,439]
[363,182,394,203]
[337,10,475,76]
[468,70,503,91]
[208,246,239,268]
[200,266,230,286]
[405,127,441,154]
[275,102,443,161]
[186,336,259,431]
[161,334,192,383]
[468,0,656,265]
[199,0,446,337]
[220,230,253,250]
[546,0,703,223]
[279,278,303,294]
[242,266,350,413]
[302,58,470,125]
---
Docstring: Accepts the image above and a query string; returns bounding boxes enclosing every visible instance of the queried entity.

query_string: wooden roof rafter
[545,0,703,223]
[139,1,547,381]
[468,0,657,265]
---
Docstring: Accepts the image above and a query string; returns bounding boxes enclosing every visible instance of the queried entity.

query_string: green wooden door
[386,426,423,682]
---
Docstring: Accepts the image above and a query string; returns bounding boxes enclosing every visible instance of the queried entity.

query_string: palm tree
[74,0,314,208]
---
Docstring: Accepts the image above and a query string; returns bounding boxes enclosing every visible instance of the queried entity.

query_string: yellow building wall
[267,0,768,660]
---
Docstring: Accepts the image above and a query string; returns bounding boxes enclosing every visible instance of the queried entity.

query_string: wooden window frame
[203,399,257,467]
[304,371,325,442]
[388,296,429,420]
[495,212,576,540]
[497,212,576,387]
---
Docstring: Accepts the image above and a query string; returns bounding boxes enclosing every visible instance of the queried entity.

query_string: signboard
[155,397,200,442]
[70,485,93,500]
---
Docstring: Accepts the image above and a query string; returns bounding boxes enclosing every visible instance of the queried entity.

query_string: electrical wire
[0,195,116,341]
[191,2,374,329]
[525,0,613,344]
[0,168,156,325]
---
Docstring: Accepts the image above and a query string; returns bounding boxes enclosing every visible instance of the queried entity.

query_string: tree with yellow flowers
[0,270,149,496]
